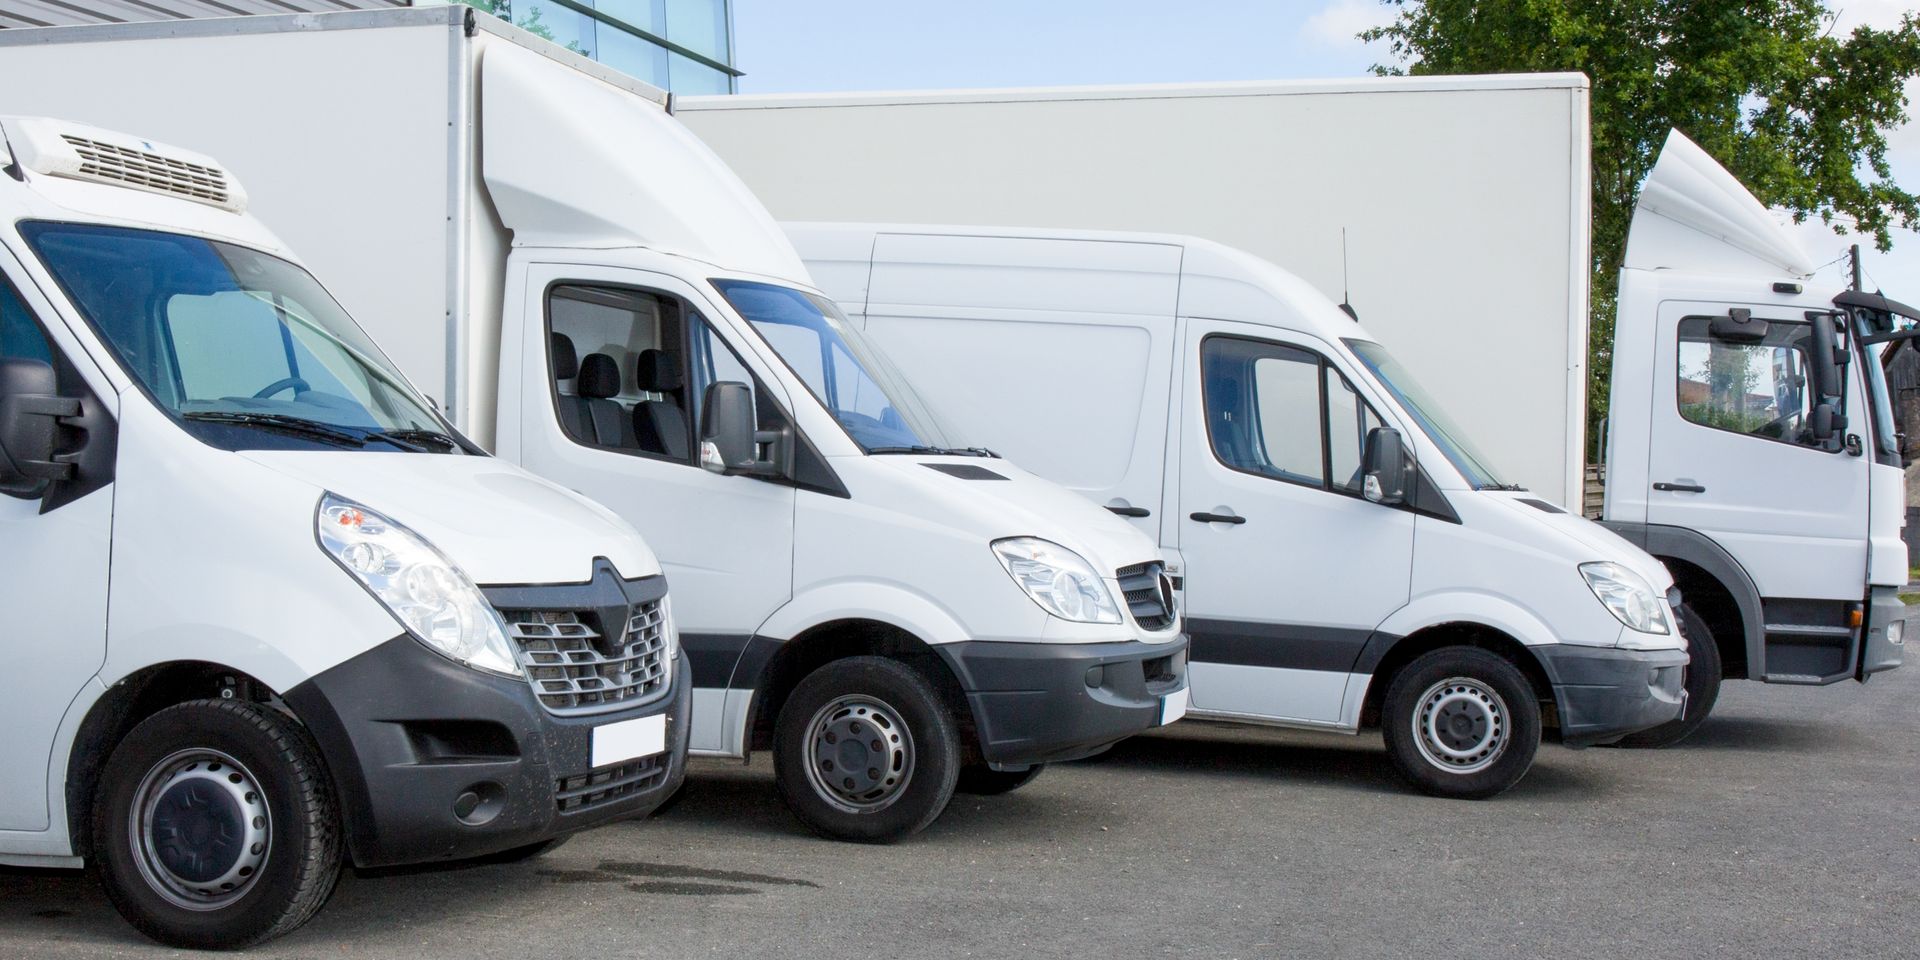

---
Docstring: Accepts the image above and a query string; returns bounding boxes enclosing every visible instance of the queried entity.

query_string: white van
[789,222,1689,798]
[0,7,1191,843]
[0,118,688,948]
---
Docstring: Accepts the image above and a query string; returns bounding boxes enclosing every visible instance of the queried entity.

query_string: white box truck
[678,82,1906,744]
[0,117,687,948]
[788,221,1688,797]
[0,7,1191,842]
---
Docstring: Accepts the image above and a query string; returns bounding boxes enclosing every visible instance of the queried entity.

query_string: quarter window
[1676,317,1827,447]
[0,278,52,365]
[1202,336,1390,494]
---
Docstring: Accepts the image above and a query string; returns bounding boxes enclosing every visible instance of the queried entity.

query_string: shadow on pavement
[1667,715,1865,753]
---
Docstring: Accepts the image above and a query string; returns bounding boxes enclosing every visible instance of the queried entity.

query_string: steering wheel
[252,377,310,399]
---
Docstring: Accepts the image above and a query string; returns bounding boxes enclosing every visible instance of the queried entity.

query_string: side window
[1202,335,1390,495]
[1676,317,1822,447]
[0,278,53,365]
[546,283,685,462]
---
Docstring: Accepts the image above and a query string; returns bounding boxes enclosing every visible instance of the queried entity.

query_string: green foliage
[456,0,577,50]
[1361,1,1920,456]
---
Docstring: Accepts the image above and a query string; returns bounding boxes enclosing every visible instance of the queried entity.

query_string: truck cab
[787,223,1689,799]
[0,118,688,949]
[1603,130,1907,730]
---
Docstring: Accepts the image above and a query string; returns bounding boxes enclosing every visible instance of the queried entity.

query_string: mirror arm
[0,393,82,482]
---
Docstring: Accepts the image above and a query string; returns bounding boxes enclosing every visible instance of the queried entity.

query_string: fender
[1602,520,1764,675]
[1369,590,1566,662]
[752,580,974,649]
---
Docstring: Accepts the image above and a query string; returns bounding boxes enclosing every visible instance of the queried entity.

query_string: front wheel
[1380,647,1541,800]
[1615,604,1722,748]
[92,700,343,950]
[773,657,960,843]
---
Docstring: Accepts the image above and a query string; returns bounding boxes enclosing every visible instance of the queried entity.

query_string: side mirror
[1805,312,1848,445]
[0,358,80,496]
[699,381,785,477]
[1361,426,1409,505]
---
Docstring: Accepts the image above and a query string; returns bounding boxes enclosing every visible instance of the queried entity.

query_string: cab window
[1202,335,1389,494]
[1676,316,1829,448]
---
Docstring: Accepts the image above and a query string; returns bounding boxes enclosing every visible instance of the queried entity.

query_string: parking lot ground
[5,639,1918,960]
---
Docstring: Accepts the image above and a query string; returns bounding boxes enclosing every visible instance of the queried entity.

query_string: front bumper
[1534,643,1688,747]
[1861,586,1906,678]
[285,635,690,869]
[935,637,1188,767]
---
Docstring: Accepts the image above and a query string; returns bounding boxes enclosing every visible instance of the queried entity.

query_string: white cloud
[1305,0,1397,50]
[1828,0,1919,33]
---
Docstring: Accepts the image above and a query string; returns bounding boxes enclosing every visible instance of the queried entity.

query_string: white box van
[0,118,687,948]
[789,221,1689,798]
[0,7,1190,841]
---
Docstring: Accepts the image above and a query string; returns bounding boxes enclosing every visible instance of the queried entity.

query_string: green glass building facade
[463,0,737,93]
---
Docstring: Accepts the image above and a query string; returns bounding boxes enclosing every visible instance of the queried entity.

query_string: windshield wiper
[365,428,466,454]
[868,444,995,458]
[182,411,368,448]
[1477,482,1528,492]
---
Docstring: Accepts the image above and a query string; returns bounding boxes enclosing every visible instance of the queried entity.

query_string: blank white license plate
[591,713,667,769]
[1160,686,1190,725]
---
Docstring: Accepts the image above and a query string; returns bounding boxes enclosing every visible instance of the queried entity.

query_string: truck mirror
[1805,312,1847,445]
[1710,308,1769,342]
[698,381,786,478]
[0,357,81,496]
[1362,426,1409,505]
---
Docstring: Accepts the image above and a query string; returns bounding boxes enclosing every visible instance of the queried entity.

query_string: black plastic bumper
[285,636,689,869]
[1862,586,1906,678]
[935,637,1188,767]
[1535,644,1689,747]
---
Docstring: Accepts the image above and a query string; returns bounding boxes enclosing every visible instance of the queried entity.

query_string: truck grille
[1116,562,1176,631]
[556,756,668,815]
[504,602,669,715]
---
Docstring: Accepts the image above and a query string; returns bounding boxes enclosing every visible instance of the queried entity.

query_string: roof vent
[0,116,247,213]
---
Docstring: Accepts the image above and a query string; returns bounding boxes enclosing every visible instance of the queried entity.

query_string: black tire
[474,835,570,865]
[1615,604,1722,748]
[1380,647,1542,800]
[92,699,342,950]
[773,657,960,843]
[955,764,1045,795]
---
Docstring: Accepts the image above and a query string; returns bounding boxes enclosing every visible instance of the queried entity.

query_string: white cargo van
[790,222,1688,798]
[0,7,1190,842]
[0,118,688,949]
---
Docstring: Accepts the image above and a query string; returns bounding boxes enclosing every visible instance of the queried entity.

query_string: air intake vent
[0,116,248,213]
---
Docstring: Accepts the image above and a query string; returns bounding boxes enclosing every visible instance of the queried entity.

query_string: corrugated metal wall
[0,0,406,30]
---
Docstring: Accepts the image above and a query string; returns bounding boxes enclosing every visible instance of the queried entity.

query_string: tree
[1362,1,1920,455]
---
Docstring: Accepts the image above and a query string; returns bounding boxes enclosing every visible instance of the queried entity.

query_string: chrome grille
[1116,562,1175,631]
[505,602,668,715]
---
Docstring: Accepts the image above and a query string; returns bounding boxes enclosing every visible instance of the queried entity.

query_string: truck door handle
[1189,511,1246,525]
[1653,482,1706,493]
[1106,505,1151,518]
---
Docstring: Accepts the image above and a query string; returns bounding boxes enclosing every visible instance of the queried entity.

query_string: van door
[1177,319,1415,726]
[0,267,114,833]
[860,233,1182,537]
[511,262,797,753]
[1644,301,1871,682]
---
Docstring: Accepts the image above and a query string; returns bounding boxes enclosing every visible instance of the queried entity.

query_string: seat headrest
[636,349,684,393]
[551,333,579,380]
[577,353,622,399]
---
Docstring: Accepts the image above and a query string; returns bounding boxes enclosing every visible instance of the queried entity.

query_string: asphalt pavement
[4,628,1917,960]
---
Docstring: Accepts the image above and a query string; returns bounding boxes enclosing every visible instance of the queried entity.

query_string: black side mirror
[699,381,785,477]
[1805,312,1848,445]
[1362,426,1409,505]
[0,358,81,497]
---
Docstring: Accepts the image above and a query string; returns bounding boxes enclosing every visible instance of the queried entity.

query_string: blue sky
[729,0,1920,293]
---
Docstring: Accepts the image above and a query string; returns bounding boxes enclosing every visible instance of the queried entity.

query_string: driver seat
[632,349,688,459]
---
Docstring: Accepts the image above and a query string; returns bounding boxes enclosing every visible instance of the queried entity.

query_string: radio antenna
[1338,228,1358,321]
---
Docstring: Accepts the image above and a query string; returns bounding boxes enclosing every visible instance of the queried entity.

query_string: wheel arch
[1603,520,1760,680]
[1355,623,1557,732]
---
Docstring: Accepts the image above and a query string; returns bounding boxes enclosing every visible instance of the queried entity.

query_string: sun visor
[479,42,809,283]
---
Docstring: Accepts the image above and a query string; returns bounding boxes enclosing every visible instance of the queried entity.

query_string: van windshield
[711,279,980,455]
[23,221,462,453]
[1346,339,1513,490]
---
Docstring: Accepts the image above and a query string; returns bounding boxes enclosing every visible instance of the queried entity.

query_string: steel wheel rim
[1411,676,1508,775]
[802,695,915,814]
[129,748,272,912]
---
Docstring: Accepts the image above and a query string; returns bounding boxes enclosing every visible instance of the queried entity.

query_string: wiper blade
[867,444,995,458]
[1478,482,1528,492]
[366,428,466,453]
[867,445,949,455]
[182,411,367,448]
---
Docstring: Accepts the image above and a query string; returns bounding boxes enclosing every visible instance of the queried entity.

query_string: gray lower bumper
[1862,586,1906,678]
[1535,644,1689,747]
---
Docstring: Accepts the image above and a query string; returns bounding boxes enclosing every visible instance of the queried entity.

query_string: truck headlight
[1579,561,1673,635]
[992,537,1122,624]
[316,493,520,677]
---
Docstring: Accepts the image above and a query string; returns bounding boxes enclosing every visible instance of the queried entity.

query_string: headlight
[1579,561,1672,635]
[991,537,1122,624]
[316,493,520,676]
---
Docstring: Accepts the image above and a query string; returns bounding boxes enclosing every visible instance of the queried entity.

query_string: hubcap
[1411,677,1509,775]
[802,695,914,813]
[129,749,271,911]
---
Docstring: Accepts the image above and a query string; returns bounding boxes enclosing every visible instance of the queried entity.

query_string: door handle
[1653,482,1706,493]
[1106,505,1151,518]
[1189,511,1246,525]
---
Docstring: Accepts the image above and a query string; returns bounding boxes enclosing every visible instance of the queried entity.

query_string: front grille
[556,756,668,815]
[1116,561,1176,631]
[504,602,668,715]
